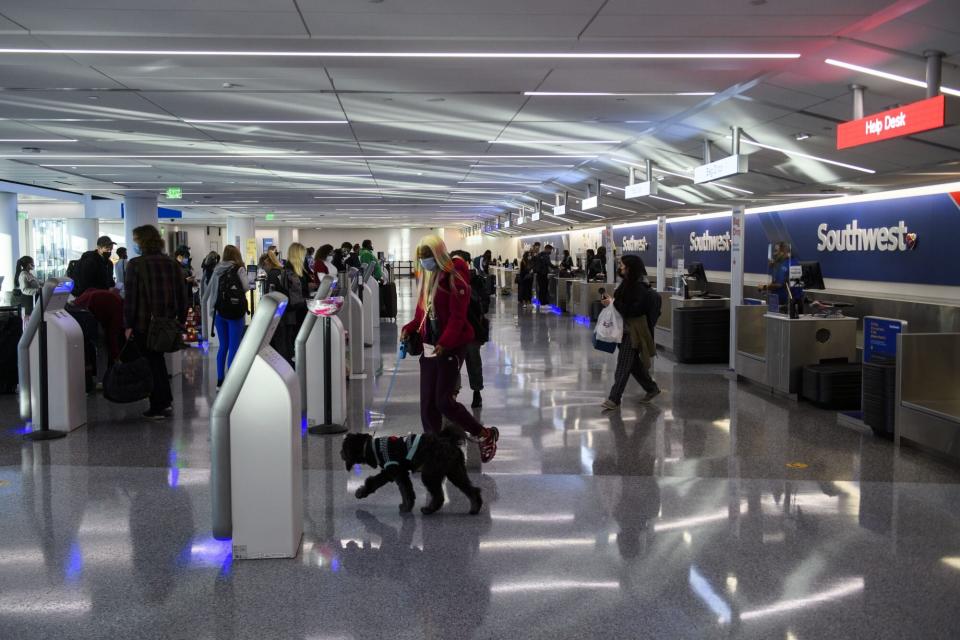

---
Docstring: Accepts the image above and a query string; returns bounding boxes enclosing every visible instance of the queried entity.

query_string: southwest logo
[816,220,916,252]
[905,232,919,250]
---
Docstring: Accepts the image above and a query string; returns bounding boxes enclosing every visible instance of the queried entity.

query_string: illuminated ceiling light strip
[40,164,153,167]
[0,138,77,142]
[569,208,605,218]
[114,181,202,184]
[488,139,621,144]
[0,48,802,60]
[458,181,542,184]
[825,58,960,98]
[184,119,348,124]
[525,91,716,96]
[605,204,640,214]
[714,183,754,194]
[0,154,598,160]
[650,194,685,205]
[738,138,875,173]
[491,580,619,594]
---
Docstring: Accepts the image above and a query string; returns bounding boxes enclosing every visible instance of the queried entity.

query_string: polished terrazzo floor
[2,280,960,640]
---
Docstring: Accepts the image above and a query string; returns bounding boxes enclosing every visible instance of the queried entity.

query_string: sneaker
[601,399,620,411]
[471,390,482,408]
[639,389,661,404]
[479,426,499,463]
[142,407,172,420]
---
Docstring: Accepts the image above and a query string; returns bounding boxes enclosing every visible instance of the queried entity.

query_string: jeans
[419,349,484,436]
[135,335,172,411]
[214,313,245,381]
[607,344,658,404]
[464,341,483,392]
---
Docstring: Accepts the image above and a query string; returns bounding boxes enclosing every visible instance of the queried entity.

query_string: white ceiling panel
[301,12,582,39]
[584,14,858,39]
[1,9,308,37]
[89,65,335,92]
[136,91,346,121]
[326,64,551,93]
[338,93,526,123]
[601,0,886,16]
[296,0,600,15]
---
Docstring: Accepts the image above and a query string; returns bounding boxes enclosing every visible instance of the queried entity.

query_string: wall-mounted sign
[553,204,566,216]
[837,95,946,150]
[165,186,182,200]
[693,154,748,184]
[688,229,732,252]
[531,211,541,221]
[625,180,657,199]
[582,196,599,210]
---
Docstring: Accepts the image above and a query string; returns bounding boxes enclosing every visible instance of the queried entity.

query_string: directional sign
[837,95,946,149]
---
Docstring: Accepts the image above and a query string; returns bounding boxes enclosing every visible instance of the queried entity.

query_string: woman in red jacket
[401,235,499,463]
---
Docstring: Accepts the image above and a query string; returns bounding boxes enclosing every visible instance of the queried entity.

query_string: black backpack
[466,281,489,344]
[66,259,79,281]
[215,266,247,320]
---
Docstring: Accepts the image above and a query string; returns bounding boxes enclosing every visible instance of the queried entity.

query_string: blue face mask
[420,257,438,272]
[132,244,142,256]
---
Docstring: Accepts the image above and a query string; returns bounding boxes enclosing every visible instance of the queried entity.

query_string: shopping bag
[103,339,154,403]
[595,305,623,343]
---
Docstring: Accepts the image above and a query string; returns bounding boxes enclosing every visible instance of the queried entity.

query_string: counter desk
[569,281,609,318]
[554,277,579,312]
[735,310,858,396]
[667,296,730,363]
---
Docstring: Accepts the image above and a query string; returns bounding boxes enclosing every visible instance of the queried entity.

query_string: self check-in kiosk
[356,262,376,347]
[295,276,348,434]
[211,291,302,559]
[18,278,87,433]
[343,270,366,379]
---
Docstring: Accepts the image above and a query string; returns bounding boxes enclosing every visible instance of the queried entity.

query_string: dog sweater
[371,434,423,471]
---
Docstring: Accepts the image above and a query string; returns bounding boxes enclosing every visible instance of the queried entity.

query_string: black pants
[464,341,483,392]
[419,349,483,437]
[608,344,658,404]
[136,336,172,411]
[536,273,550,305]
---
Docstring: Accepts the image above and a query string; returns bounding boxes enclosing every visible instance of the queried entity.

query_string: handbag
[405,330,423,357]
[592,334,618,354]
[146,315,185,353]
[103,339,154,403]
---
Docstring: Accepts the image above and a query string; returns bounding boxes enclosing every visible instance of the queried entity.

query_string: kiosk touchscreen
[210,292,302,559]
[18,278,87,432]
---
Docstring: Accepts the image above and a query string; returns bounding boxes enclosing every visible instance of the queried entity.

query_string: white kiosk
[295,276,348,434]
[343,270,366,379]
[210,292,302,559]
[18,278,87,433]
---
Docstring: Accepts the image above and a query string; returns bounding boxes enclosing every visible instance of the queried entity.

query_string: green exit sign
[265,213,275,221]
[165,186,182,199]
[17,210,28,220]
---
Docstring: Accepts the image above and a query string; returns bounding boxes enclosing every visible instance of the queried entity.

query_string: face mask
[420,257,438,272]
[180,258,189,266]
[104,251,112,259]
[132,244,142,256]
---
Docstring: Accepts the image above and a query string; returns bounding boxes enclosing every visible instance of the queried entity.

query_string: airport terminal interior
[1,1,960,639]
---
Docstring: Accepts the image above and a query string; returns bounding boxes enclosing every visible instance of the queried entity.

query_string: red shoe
[479,427,499,463]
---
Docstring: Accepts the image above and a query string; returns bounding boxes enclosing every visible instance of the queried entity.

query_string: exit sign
[165,186,182,199]
[265,213,276,221]
[837,95,946,149]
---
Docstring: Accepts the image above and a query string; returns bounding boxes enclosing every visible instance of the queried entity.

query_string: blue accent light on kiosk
[275,301,288,318]
[189,536,233,569]
[167,448,180,487]
[54,280,74,294]
[64,542,83,583]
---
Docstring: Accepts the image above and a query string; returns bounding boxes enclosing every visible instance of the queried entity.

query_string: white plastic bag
[595,305,623,344]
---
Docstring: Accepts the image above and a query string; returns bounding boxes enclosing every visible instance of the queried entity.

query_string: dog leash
[370,344,405,436]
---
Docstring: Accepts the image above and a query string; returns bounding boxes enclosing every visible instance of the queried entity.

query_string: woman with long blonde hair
[267,241,310,364]
[401,234,499,465]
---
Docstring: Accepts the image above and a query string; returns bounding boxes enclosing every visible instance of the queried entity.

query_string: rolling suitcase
[0,306,23,394]
[380,281,398,321]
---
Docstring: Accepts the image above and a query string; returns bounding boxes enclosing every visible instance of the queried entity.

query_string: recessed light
[0,48,803,60]
[825,58,960,97]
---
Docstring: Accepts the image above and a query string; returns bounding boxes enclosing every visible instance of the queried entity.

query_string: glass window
[31,219,68,281]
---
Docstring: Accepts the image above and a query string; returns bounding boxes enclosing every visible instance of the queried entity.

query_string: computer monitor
[800,261,825,290]
[686,261,708,293]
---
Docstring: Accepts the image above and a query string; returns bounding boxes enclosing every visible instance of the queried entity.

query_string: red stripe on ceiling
[833,0,933,36]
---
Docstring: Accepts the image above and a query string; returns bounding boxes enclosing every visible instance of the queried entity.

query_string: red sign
[837,95,945,149]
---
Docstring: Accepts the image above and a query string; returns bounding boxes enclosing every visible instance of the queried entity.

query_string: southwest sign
[836,95,945,149]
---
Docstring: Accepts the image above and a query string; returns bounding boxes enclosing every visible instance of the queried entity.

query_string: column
[656,215,667,291]
[729,206,745,371]
[226,216,256,266]
[603,224,615,285]
[124,195,158,252]
[65,219,99,262]
[0,192,18,295]
[278,227,295,253]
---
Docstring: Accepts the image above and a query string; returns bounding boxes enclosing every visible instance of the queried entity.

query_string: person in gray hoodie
[200,245,252,387]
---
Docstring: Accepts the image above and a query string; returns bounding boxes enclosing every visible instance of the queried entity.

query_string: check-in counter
[555,277,578,312]
[570,281,609,318]
[765,314,858,395]
[897,333,960,463]
[654,290,674,349]
[735,305,768,385]
[669,296,730,362]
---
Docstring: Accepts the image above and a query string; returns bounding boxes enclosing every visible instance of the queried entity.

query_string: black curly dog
[341,432,483,515]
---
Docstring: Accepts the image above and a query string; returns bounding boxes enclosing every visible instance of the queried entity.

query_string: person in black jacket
[266,242,310,365]
[534,244,558,306]
[600,255,660,410]
[74,235,116,296]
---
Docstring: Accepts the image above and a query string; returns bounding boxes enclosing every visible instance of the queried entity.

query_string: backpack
[643,283,662,333]
[215,266,247,320]
[466,279,489,344]
[66,259,80,281]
